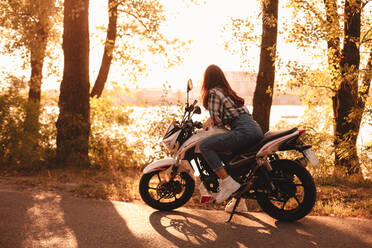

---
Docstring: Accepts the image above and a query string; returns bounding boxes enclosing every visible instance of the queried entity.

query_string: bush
[272,105,372,179]
[0,79,184,171]
[0,78,27,167]
[89,97,138,169]
[128,105,184,165]
[0,77,56,170]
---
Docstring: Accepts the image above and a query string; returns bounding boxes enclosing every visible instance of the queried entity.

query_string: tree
[56,0,90,167]
[90,0,118,98]
[0,0,58,149]
[223,0,278,133]
[59,0,194,166]
[333,0,362,174]
[285,0,372,175]
[252,0,279,133]
[91,0,192,98]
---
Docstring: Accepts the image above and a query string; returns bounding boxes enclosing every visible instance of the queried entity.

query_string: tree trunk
[323,0,343,169]
[324,0,341,87]
[22,39,47,156]
[333,0,362,175]
[23,0,52,157]
[358,50,372,117]
[354,49,372,144]
[252,0,279,133]
[56,0,90,167]
[90,0,118,98]
[24,40,47,132]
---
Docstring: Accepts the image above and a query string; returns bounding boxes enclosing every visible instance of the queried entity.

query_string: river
[128,105,371,147]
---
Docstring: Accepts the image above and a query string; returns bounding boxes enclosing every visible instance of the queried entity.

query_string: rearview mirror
[187,79,193,92]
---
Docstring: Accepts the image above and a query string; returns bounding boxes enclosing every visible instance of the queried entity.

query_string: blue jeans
[199,114,263,172]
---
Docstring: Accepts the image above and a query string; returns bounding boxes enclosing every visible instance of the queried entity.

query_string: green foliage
[0,77,56,170]
[0,77,187,170]
[272,101,372,179]
[127,85,184,164]
[88,84,186,168]
[359,102,372,179]
[222,2,261,71]
[0,78,27,167]
[101,0,193,84]
[278,0,372,175]
[89,96,137,169]
[0,0,61,52]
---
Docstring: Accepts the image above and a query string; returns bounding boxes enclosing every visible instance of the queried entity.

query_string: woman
[199,64,263,204]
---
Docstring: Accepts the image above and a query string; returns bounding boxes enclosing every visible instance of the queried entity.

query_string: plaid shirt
[207,88,249,128]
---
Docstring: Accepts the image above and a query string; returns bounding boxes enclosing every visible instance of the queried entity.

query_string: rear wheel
[139,170,195,211]
[257,159,316,221]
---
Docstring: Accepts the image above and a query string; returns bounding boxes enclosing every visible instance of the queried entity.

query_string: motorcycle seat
[240,127,298,154]
[263,127,298,141]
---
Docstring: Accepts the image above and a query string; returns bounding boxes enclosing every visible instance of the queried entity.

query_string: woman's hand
[203,117,214,130]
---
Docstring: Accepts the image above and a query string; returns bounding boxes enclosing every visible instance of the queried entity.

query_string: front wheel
[256,159,316,221]
[139,170,195,211]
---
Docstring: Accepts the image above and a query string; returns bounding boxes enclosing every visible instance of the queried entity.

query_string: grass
[0,167,142,202]
[312,176,372,218]
[0,167,371,219]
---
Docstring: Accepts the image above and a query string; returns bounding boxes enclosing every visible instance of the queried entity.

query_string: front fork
[165,159,196,182]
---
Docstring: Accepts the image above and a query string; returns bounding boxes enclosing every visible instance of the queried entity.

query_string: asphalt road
[0,184,371,248]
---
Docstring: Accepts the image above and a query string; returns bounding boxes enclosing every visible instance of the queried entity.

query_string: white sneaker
[225,198,248,213]
[215,176,241,204]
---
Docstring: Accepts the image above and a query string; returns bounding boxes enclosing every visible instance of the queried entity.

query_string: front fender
[142,158,176,174]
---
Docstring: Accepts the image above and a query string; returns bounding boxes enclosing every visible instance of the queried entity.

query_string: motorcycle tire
[256,159,316,222]
[139,171,195,211]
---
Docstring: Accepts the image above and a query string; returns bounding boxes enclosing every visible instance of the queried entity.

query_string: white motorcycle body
[142,127,226,175]
[142,127,317,175]
[175,128,226,159]
[139,81,318,222]
[142,158,177,174]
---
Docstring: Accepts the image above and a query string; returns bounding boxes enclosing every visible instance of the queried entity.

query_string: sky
[0,0,317,91]
[136,0,257,89]
[89,0,259,91]
[89,0,307,92]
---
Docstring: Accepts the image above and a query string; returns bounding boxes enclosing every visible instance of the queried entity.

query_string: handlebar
[185,99,198,112]
[194,121,203,129]
[181,100,203,133]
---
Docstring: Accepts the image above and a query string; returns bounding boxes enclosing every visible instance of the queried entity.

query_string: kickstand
[225,197,241,223]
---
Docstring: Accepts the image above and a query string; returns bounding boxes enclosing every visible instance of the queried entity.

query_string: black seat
[239,127,298,154]
[261,127,298,144]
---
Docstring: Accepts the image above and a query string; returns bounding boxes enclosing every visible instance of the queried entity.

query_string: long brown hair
[201,64,245,109]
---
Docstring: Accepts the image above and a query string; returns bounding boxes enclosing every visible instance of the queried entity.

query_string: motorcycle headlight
[162,129,181,152]
[163,120,180,139]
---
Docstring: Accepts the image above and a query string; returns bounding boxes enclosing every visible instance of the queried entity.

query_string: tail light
[297,129,306,143]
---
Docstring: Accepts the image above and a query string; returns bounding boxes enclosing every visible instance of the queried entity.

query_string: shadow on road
[1,185,370,248]
[60,195,146,248]
[0,191,34,248]
[0,188,146,248]
[149,210,371,248]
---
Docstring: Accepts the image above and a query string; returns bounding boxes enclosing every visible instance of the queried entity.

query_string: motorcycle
[139,79,318,222]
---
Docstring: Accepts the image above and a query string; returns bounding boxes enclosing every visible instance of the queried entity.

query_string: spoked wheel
[139,170,195,211]
[257,159,316,221]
